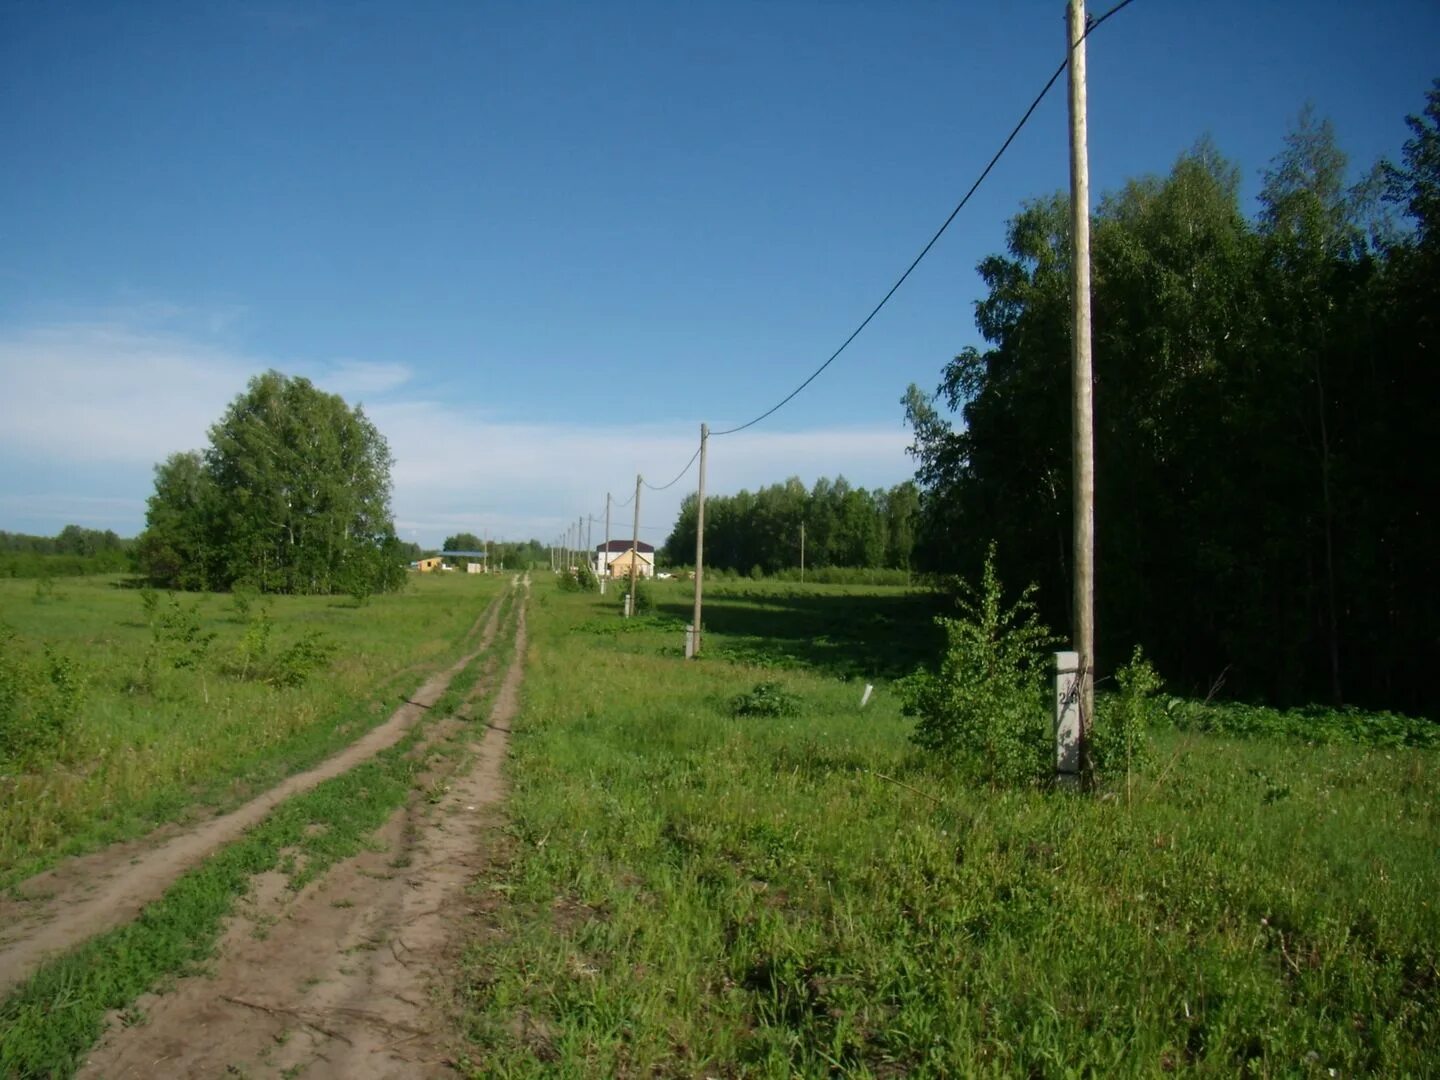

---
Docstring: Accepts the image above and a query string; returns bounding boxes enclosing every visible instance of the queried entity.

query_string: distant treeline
[663,477,920,576]
[905,86,1440,717]
[435,534,550,570]
[0,526,133,577]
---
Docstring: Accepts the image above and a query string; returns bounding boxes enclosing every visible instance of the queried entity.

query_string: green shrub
[575,561,599,592]
[1092,646,1161,778]
[228,585,260,622]
[0,626,84,767]
[270,630,336,689]
[898,546,1058,786]
[154,597,216,671]
[138,587,160,622]
[232,606,274,682]
[617,577,655,614]
[731,681,801,718]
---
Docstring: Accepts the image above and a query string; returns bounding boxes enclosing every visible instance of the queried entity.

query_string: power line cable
[711,0,1137,438]
[642,444,703,492]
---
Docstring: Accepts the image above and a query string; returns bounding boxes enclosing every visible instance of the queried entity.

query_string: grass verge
[453,577,1439,1077]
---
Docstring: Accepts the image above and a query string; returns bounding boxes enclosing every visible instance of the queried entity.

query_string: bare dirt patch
[0,580,515,1001]
[75,576,530,1078]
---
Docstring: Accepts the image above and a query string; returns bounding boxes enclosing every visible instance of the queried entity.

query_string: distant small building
[465,562,483,574]
[597,539,655,579]
[412,556,444,573]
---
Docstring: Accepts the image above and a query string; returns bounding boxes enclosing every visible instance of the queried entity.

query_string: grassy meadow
[0,580,526,1077]
[0,571,504,887]
[456,576,1439,1077]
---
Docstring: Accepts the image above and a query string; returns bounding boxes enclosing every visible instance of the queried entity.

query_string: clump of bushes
[1092,646,1162,777]
[731,681,802,719]
[898,546,1057,786]
[614,577,654,615]
[227,602,335,689]
[0,625,84,768]
[899,547,1164,788]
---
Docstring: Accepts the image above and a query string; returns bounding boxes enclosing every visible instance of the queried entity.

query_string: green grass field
[456,577,1439,1077]
[1,573,1434,1076]
[0,572,504,886]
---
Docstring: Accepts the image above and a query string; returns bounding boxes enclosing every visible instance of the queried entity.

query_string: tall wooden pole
[800,521,805,583]
[603,492,612,592]
[691,424,708,657]
[1068,0,1096,774]
[577,516,584,571]
[627,474,642,617]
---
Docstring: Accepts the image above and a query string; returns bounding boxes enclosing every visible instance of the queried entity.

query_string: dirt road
[2,575,528,1079]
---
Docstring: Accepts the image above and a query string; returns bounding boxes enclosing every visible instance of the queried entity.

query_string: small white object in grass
[860,683,874,708]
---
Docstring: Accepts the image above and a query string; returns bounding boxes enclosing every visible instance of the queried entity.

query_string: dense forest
[905,86,1440,717]
[663,477,920,574]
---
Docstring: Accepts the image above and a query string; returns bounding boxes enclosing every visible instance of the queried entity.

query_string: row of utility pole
[556,0,1096,779]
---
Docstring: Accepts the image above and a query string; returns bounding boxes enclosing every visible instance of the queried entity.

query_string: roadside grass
[0,581,525,1078]
[455,577,1439,1077]
[0,572,505,889]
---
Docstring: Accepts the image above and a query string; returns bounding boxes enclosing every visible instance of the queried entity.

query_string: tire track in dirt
[0,577,518,1000]
[77,574,530,1079]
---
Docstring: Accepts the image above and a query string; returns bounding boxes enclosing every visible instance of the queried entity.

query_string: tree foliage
[663,476,920,574]
[905,84,1440,718]
[138,371,407,595]
[0,526,131,578]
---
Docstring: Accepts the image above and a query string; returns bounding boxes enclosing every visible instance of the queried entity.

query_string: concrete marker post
[1055,650,1081,785]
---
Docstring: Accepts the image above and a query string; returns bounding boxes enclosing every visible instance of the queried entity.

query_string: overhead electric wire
[710,0,1137,438]
[641,444,703,491]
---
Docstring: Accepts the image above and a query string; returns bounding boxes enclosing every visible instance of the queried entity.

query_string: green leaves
[900,546,1058,786]
[137,372,404,597]
[0,625,85,768]
[907,85,1440,720]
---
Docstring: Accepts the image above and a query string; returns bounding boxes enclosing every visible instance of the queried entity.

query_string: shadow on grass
[655,589,948,681]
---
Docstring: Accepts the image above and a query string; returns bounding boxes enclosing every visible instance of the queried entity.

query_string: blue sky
[2,0,1436,549]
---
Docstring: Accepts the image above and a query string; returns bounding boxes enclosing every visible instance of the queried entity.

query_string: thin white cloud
[318,360,414,399]
[0,321,915,545]
[0,324,252,464]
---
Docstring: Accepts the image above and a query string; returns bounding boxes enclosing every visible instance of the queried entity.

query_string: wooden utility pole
[577,516,584,572]
[603,492,612,593]
[800,521,805,583]
[627,475,642,616]
[1067,0,1096,774]
[691,423,708,657]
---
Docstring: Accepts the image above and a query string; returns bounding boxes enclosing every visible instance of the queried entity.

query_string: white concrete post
[1055,650,1081,782]
[684,624,695,659]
